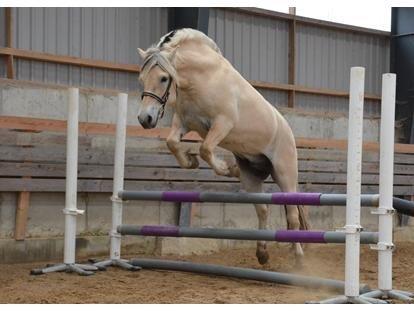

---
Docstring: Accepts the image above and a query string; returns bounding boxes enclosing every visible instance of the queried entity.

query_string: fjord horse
[136,29,309,266]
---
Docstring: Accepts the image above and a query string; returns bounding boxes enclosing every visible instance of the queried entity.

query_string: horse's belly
[218,131,268,155]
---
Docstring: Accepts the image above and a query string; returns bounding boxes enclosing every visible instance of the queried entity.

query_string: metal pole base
[308,295,388,304]
[361,289,414,302]
[91,258,142,271]
[30,263,99,276]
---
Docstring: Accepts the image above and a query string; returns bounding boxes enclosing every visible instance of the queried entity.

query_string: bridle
[141,61,174,119]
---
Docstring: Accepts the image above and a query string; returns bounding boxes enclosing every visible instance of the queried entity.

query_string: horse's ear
[137,48,147,60]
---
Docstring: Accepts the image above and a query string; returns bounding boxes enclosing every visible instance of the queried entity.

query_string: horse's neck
[172,43,222,89]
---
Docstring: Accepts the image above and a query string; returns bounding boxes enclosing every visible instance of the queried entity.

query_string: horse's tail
[298,205,311,230]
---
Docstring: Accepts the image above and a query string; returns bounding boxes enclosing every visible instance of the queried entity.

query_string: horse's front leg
[199,116,239,177]
[166,113,199,169]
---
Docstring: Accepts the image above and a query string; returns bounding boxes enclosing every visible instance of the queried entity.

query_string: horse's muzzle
[138,114,156,129]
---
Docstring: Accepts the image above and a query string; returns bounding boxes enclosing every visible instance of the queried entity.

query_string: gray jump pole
[118,190,414,216]
[118,225,379,244]
[129,258,371,294]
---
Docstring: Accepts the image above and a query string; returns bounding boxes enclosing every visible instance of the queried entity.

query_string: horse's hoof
[189,156,199,169]
[186,152,199,169]
[256,249,270,265]
[228,164,240,178]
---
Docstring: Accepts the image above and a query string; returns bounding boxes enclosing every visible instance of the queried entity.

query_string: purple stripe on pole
[275,230,326,243]
[271,192,321,205]
[140,225,180,237]
[161,191,201,202]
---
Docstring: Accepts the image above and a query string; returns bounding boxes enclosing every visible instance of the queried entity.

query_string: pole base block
[91,258,142,271]
[307,295,388,304]
[30,263,99,276]
[361,289,414,302]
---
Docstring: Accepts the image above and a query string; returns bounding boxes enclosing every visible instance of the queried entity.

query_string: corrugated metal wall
[208,8,289,107]
[0,7,390,115]
[2,7,168,91]
[208,8,389,116]
[295,23,389,116]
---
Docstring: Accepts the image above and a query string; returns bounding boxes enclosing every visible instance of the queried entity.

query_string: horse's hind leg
[237,161,269,265]
[269,151,305,266]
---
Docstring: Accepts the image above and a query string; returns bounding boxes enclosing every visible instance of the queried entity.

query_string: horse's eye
[160,76,168,83]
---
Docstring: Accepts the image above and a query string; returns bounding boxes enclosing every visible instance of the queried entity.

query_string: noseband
[141,62,173,119]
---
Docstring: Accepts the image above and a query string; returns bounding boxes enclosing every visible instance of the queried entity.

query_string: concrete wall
[1,80,409,264]
[0,80,381,141]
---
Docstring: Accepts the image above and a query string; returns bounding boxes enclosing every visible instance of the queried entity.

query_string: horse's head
[137,47,178,129]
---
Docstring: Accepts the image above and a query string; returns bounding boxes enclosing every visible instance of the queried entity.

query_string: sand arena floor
[1,242,413,304]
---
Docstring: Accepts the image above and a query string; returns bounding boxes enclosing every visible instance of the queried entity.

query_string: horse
[136,28,309,266]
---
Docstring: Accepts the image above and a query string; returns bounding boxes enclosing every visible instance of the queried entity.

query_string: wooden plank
[1,144,414,172]
[249,80,380,101]
[0,178,412,195]
[0,77,141,97]
[4,116,414,154]
[14,190,30,240]
[0,47,140,73]
[5,8,13,47]
[0,49,381,101]
[5,8,14,79]
[298,148,414,164]
[1,161,413,185]
[299,160,414,175]
[287,7,296,108]
[6,54,15,79]
[0,116,201,141]
[0,128,92,147]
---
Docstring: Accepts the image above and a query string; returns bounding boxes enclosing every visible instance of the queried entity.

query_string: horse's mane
[139,29,221,84]
[157,28,222,55]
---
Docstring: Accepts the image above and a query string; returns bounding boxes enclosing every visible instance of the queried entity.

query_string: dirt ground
[0,242,413,304]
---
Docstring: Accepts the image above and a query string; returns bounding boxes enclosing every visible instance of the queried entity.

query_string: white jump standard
[31,88,98,276]
[92,93,140,271]
[359,74,414,302]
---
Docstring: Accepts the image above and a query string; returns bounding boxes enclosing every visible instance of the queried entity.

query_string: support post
[64,87,80,265]
[316,67,372,303]
[110,93,128,260]
[378,73,396,291]
[360,74,413,301]
[5,8,15,79]
[14,191,30,240]
[30,88,98,276]
[288,7,296,108]
[91,93,140,271]
[344,67,365,299]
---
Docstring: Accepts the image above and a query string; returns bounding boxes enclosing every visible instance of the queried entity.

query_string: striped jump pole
[118,191,414,216]
[118,225,379,244]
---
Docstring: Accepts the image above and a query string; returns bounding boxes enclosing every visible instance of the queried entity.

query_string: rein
[141,61,174,119]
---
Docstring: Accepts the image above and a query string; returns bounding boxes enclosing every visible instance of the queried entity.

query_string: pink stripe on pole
[271,193,321,205]
[275,230,326,243]
[161,191,201,202]
[140,226,179,237]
